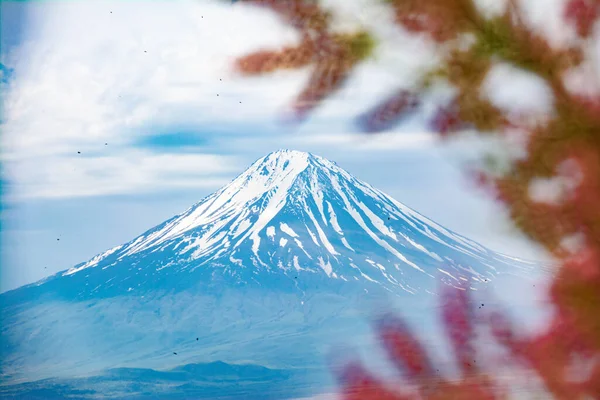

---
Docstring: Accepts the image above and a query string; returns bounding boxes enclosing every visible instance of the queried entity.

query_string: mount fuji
[0,150,537,399]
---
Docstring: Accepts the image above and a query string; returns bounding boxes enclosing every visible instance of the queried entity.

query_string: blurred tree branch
[228,0,600,398]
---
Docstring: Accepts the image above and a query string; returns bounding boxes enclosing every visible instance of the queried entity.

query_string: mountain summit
[42,149,528,299]
[1,150,535,389]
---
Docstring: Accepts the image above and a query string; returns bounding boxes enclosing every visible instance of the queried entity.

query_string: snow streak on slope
[61,149,532,296]
[122,151,310,256]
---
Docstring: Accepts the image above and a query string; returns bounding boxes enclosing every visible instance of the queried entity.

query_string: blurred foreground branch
[229,0,600,398]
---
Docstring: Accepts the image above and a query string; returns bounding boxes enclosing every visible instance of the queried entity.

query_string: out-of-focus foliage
[337,284,506,400]
[231,0,600,398]
[232,0,376,120]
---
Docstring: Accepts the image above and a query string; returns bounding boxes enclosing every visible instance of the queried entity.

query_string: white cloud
[2,0,304,148]
[5,151,240,200]
[1,0,304,199]
[2,0,440,200]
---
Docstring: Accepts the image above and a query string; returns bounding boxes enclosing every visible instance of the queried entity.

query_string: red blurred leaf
[565,0,599,37]
[488,310,519,352]
[290,55,353,121]
[338,362,415,400]
[389,0,479,43]
[430,103,466,137]
[234,42,314,75]
[377,315,435,380]
[356,90,421,133]
[441,283,477,376]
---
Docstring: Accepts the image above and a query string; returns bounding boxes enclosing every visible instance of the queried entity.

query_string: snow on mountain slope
[47,149,534,299]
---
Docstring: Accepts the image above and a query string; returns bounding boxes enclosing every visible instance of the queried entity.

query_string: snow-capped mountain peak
[57,150,533,298]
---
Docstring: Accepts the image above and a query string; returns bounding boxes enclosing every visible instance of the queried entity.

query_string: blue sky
[0,0,561,292]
